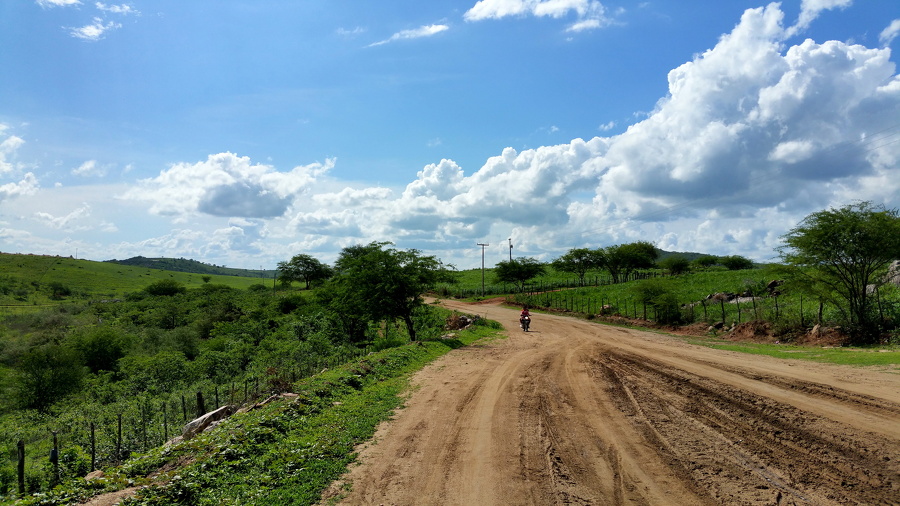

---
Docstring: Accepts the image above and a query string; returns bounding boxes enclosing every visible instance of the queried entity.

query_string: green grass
[685,337,900,369]
[0,253,271,306]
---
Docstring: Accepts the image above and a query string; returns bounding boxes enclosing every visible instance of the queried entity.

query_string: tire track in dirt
[321,300,900,505]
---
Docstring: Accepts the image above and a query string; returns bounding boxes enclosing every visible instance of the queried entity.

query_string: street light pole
[477,243,489,297]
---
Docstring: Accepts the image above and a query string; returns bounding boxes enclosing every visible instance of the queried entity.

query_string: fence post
[196,391,206,418]
[116,413,123,464]
[17,440,24,496]
[90,422,96,471]
[50,430,59,487]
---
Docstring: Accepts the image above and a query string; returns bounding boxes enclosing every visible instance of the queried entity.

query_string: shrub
[144,279,186,296]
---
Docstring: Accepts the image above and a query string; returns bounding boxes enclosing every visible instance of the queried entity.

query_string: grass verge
[685,337,900,370]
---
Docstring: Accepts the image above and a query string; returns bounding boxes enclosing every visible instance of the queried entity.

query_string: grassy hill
[106,256,274,279]
[0,253,273,306]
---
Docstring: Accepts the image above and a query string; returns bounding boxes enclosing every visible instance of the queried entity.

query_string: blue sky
[1,0,899,269]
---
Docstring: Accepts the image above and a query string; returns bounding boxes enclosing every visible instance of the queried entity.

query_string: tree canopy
[779,201,900,344]
[494,257,546,292]
[598,241,658,283]
[551,248,602,286]
[278,253,332,289]
[321,242,453,341]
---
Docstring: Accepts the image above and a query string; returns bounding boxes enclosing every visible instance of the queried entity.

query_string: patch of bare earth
[322,299,900,505]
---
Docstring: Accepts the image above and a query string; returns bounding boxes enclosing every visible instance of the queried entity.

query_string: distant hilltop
[105,256,275,279]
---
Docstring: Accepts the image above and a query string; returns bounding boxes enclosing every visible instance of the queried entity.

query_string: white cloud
[0,173,40,201]
[34,203,94,231]
[881,19,900,47]
[0,133,25,175]
[72,160,106,177]
[123,152,334,220]
[36,0,81,7]
[788,0,852,37]
[465,0,611,32]
[337,26,366,37]
[95,2,139,15]
[69,17,122,40]
[368,24,449,47]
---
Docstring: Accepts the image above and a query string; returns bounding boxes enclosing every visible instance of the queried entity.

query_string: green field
[0,253,273,307]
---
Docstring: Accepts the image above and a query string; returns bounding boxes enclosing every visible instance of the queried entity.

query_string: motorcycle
[520,315,531,331]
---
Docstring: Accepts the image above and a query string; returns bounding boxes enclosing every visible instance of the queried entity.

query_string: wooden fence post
[50,431,59,487]
[196,391,206,418]
[90,422,96,471]
[17,440,24,496]
[116,414,123,464]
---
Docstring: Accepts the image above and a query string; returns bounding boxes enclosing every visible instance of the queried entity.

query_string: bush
[658,256,691,275]
[144,279,186,296]
[720,255,755,270]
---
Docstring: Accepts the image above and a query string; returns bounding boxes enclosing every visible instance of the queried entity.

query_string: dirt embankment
[322,299,900,505]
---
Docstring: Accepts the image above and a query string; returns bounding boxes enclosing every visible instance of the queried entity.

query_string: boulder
[182,405,234,440]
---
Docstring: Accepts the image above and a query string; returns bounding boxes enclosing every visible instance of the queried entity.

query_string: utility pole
[508,238,513,261]
[477,243,489,297]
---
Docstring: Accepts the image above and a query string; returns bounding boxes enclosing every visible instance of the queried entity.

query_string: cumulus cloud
[0,132,25,175]
[69,17,122,40]
[123,152,334,220]
[368,24,449,47]
[0,126,38,202]
[279,2,899,264]
[0,173,40,201]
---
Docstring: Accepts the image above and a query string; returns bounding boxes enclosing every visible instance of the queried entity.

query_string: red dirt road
[323,300,900,505]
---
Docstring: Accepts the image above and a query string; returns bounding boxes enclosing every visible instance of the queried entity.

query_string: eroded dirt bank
[322,300,900,505]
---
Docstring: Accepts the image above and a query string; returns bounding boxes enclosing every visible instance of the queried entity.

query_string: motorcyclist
[520,307,531,329]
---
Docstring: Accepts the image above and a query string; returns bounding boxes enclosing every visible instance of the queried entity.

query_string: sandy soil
[322,299,900,506]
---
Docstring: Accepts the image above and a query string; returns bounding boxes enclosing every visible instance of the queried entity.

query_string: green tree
[16,345,84,411]
[598,241,658,283]
[144,279,186,296]
[630,278,682,325]
[719,255,754,270]
[494,257,546,292]
[692,255,719,269]
[779,201,900,344]
[71,327,130,373]
[322,242,453,341]
[658,255,691,275]
[551,248,602,286]
[278,253,333,289]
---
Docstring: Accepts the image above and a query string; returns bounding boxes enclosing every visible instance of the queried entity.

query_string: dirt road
[323,300,900,505]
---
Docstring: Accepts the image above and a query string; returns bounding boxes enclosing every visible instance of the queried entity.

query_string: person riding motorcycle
[520,307,531,330]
